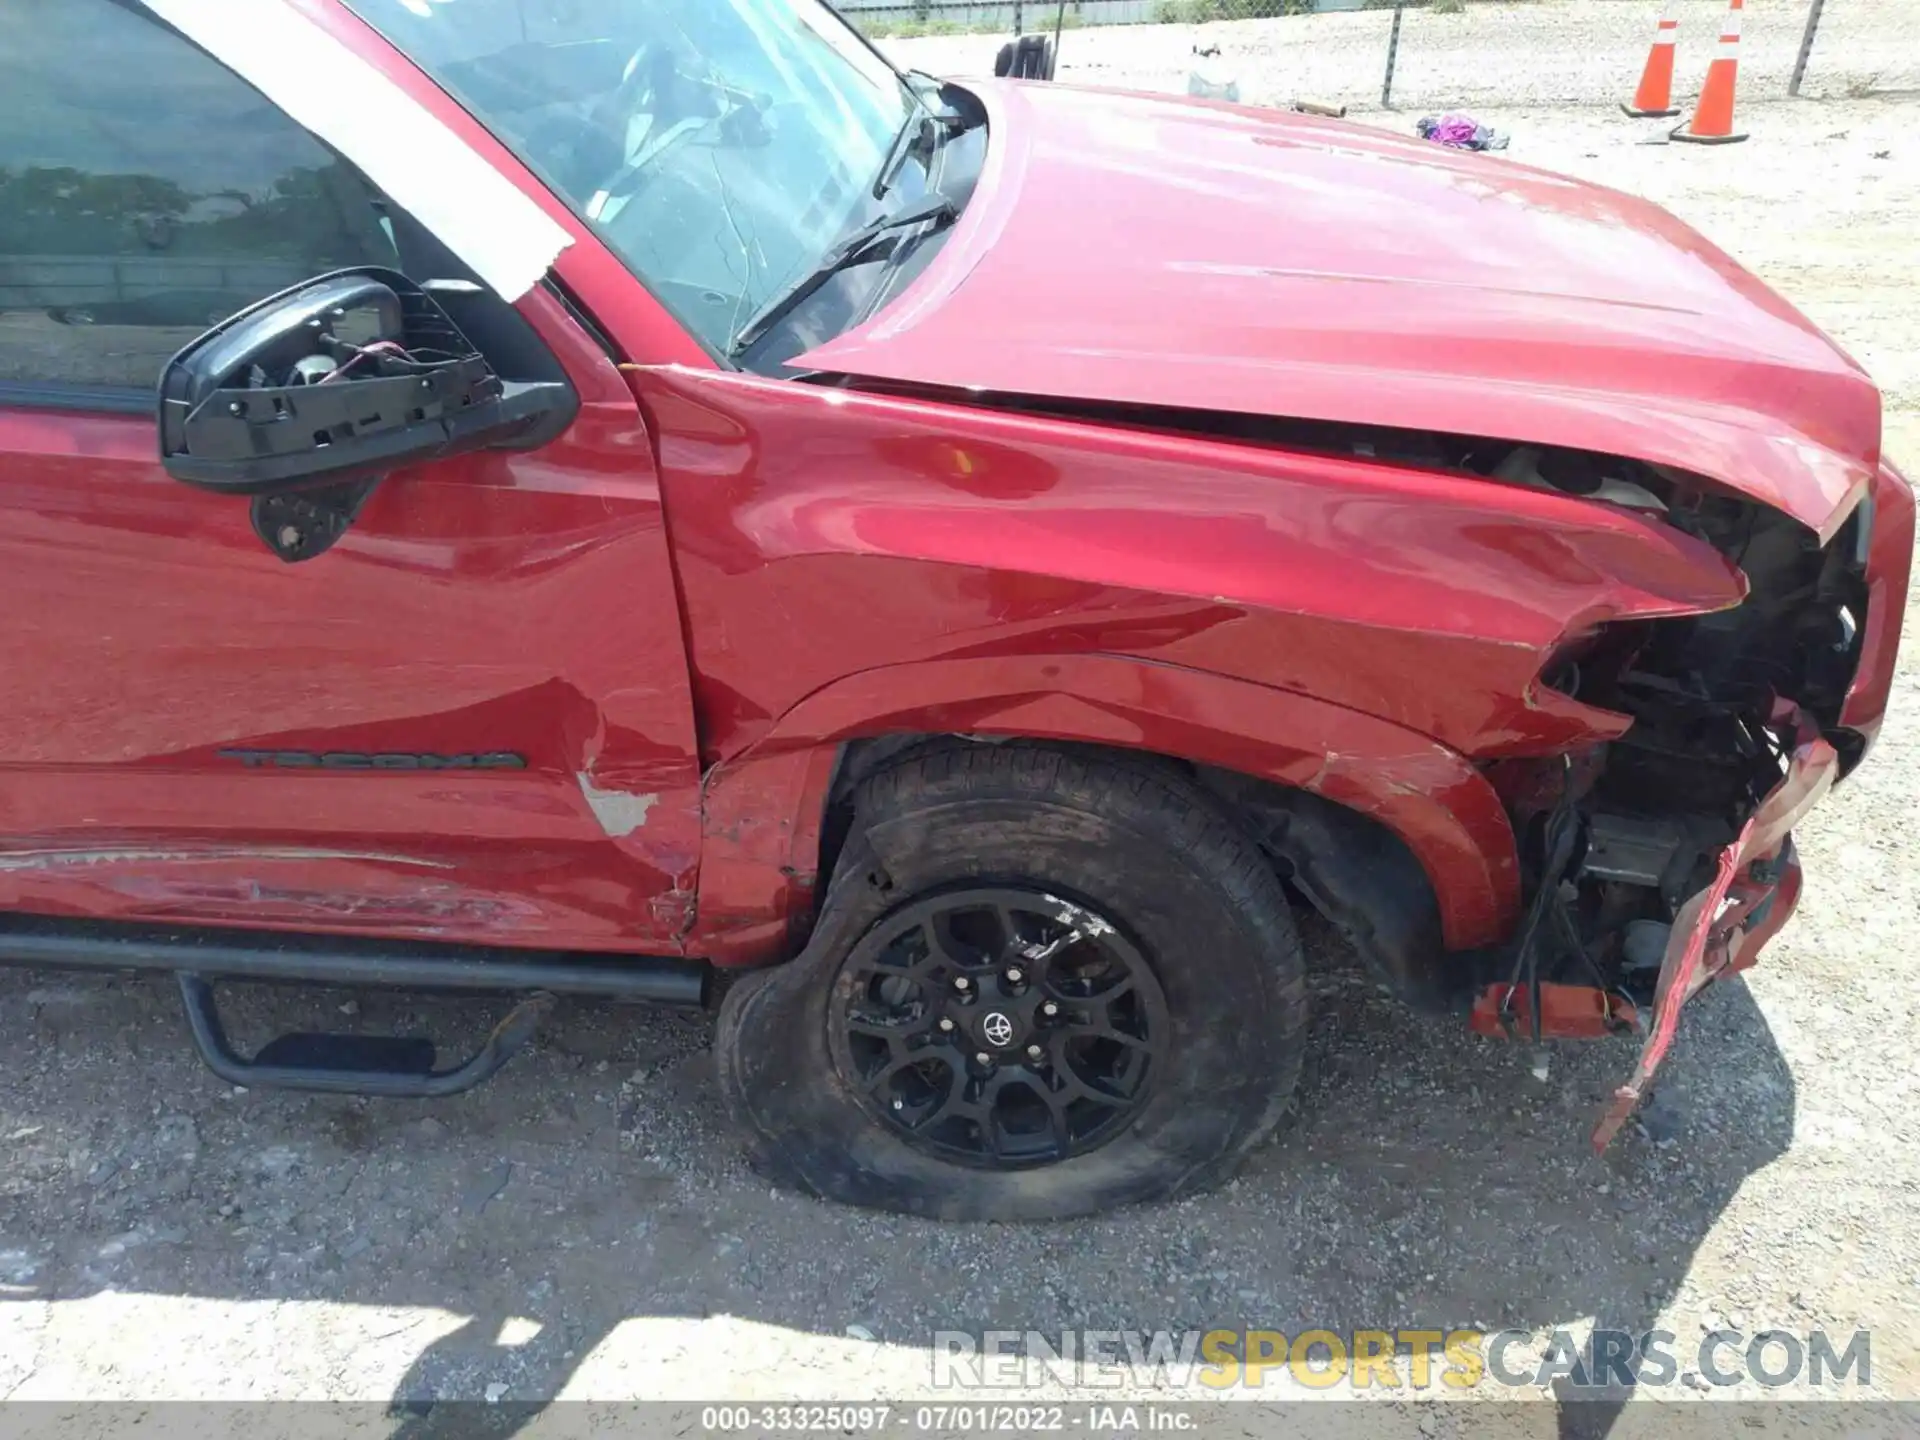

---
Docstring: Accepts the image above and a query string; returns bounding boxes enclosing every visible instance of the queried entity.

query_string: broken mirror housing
[157,268,569,495]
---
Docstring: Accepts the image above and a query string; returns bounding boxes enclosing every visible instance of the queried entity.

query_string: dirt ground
[3,11,1919,1429]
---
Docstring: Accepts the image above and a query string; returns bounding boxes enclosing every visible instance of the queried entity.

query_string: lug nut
[975,1052,992,1066]
[1041,1001,1059,1018]
[954,976,970,991]
[937,1017,955,1032]
[1027,1044,1043,1059]
[892,1099,904,1110]
[1006,967,1024,984]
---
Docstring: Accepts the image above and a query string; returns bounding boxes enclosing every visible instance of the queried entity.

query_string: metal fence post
[1014,1,1023,32]
[1381,4,1404,108]
[1790,0,1826,97]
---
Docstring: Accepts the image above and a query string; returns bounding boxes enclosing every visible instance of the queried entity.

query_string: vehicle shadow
[0,913,1794,1433]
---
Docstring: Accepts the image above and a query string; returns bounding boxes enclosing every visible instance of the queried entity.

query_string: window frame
[0,0,408,412]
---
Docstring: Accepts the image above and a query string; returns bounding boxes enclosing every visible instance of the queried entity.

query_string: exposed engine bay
[1480,473,1867,1071]
[1276,412,1874,1094]
[1222,409,1871,1032]
[1245,412,1871,1144]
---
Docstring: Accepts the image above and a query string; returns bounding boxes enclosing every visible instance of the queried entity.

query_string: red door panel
[0,292,703,952]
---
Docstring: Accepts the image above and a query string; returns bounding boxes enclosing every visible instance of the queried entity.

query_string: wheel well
[815,734,1458,1012]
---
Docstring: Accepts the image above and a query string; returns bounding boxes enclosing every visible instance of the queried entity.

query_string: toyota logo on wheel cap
[981,1011,1015,1048]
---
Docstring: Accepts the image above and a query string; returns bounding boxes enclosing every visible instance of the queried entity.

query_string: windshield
[341,0,914,354]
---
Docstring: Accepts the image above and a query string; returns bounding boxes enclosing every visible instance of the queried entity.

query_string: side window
[0,0,399,400]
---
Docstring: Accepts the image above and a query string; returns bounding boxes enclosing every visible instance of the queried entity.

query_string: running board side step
[178,974,555,1098]
[0,915,710,1002]
[0,915,711,1099]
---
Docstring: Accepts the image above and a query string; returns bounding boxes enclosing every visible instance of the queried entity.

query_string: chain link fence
[833,0,1918,107]
[836,1,1375,41]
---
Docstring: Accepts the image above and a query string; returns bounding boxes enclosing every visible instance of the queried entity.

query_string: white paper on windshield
[141,0,572,301]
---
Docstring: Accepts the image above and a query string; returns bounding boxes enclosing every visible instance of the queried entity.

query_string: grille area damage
[1248,419,1872,1144]
[1330,427,1870,1087]
[1469,458,1869,1145]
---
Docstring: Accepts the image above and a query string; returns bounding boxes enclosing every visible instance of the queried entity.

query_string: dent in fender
[634,364,1749,768]
[690,654,1519,965]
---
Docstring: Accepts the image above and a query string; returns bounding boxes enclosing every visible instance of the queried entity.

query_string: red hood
[797,82,1880,539]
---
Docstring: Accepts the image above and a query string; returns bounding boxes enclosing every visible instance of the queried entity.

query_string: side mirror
[158,268,575,496]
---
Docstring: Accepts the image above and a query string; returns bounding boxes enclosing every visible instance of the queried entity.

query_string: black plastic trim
[543,275,623,366]
[177,973,553,1097]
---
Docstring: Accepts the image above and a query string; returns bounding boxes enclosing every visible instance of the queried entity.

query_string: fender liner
[689,653,1518,964]
[1205,775,1454,1010]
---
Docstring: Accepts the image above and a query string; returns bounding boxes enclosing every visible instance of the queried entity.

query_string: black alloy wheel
[829,887,1167,1168]
[715,742,1308,1220]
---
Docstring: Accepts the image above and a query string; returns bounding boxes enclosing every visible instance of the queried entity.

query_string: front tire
[715,744,1307,1220]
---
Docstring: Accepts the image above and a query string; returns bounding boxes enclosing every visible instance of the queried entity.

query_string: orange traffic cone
[1673,0,1749,144]
[1622,1,1682,118]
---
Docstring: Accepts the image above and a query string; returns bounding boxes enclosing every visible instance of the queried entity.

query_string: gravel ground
[889,0,1920,113]
[2,23,1919,1429]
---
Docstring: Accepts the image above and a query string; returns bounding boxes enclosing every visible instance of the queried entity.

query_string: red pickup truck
[0,0,1908,1220]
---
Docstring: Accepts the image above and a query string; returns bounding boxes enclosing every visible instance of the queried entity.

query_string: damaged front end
[1471,457,1912,1149]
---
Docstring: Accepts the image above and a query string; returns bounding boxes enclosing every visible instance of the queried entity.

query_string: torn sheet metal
[140,0,572,300]
[1592,702,1837,1151]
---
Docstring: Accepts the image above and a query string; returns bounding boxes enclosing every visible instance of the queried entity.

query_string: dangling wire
[317,339,411,383]
[1499,754,1581,1049]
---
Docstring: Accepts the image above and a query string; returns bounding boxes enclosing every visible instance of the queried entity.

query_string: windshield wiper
[904,69,971,114]
[873,94,933,201]
[728,191,956,356]
[871,77,964,199]
[873,107,966,200]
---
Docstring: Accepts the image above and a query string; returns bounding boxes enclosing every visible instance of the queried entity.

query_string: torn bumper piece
[1591,702,1837,1151]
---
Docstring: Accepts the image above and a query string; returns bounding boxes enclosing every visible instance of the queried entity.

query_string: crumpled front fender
[693,652,1521,962]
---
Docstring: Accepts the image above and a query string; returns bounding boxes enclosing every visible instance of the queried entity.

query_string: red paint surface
[0,4,1903,998]
[800,82,1880,540]
[0,289,705,950]
[636,365,1746,765]
[715,653,1522,951]
[631,364,1750,960]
